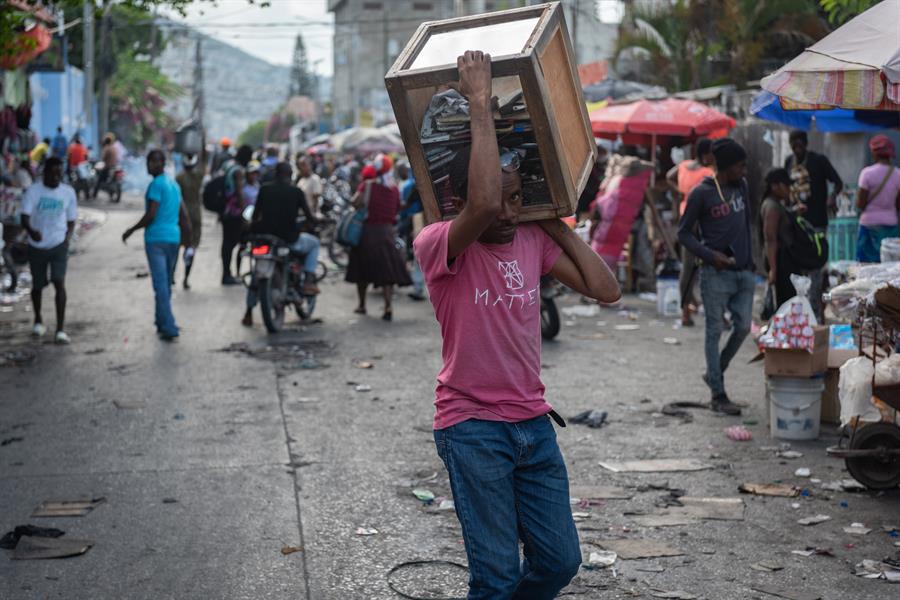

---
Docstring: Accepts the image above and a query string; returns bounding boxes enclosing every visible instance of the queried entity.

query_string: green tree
[109,51,182,146]
[819,0,878,25]
[238,120,267,148]
[288,34,315,98]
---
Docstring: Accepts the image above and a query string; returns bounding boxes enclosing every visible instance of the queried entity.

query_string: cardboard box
[764,326,829,377]
[821,368,841,425]
[384,2,596,224]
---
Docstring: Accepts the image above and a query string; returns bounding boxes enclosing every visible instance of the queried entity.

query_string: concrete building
[329,0,616,127]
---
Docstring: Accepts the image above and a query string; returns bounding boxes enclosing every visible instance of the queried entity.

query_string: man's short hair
[44,157,63,170]
[789,130,808,144]
[236,144,254,165]
[696,138,713,157]
[275,161,293,179]
[147,148,166,162]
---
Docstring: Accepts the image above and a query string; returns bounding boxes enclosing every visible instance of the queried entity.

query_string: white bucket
[656,278,680,317]
[767,376,824,440]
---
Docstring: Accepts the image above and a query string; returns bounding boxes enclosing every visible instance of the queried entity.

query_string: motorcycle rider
[242,162,321,327]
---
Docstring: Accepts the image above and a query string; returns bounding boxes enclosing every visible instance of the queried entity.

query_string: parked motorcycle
[540,275,562,340]
[0,224,29,292]
[93,161,124,203]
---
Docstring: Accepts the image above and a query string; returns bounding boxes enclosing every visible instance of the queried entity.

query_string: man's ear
[451,195,465,213]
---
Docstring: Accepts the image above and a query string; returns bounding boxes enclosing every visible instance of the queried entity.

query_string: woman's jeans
[699,266,755,397]
[146,242,179,337]
[433,417,581,599]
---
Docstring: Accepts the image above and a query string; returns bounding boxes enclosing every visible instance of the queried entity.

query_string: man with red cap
[856,135,900,262]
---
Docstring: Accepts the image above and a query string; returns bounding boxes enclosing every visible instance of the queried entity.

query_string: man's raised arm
[447,51,501,260]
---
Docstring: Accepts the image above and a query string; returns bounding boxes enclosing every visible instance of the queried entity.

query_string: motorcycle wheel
[112,184,122,203]
[315,260,328,283]
[328,237,348,269]
[540,297,561,340]
[259,270,286,333]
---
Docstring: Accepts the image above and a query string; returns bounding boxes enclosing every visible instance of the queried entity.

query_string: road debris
[280,546,303,555]
[437,499,455,511]
[794,468,811,477]
[663,337,680,345]
[113,399,146,409]
[599,459,712,473]
[648,589,697,599]
[750,585,822,600]
[843,523,872,535]
[853,559,900,582]
[614,324,640,331]
[791,547,834,557]
[0,525,64,549]
[821,479,866,492]
[355,384,372,392]
[562,305,600,318]
[570,409,608,428]
[593,539,684,559]
[798,514,831,526]
[353,360,374,369]
[412,488,435,503]
[31,498,106,518]
[739,483,800,497]
[1,437,24,446]
[586,550,617,568]
[660,402,707,423]
[569,485,633,500]
[750,560,785,572]
[355,527,378,536]
[725,425,753,441]
[776,450,804,459]
[11,536,93,560]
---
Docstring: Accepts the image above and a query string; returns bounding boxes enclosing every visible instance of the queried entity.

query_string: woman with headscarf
[856,135,900,263]
[345,154,412,321]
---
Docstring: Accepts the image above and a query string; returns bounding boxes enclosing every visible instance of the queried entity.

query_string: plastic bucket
[767,376,824,440]
[656,278,680,317]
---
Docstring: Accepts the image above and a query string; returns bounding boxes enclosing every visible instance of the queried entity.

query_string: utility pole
[192,36,204,127]
[82,2,95,148]
[98,1,112,138]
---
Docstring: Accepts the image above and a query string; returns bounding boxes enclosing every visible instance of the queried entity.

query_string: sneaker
[54,330,71,345]
[32,323,46,337]
[711,393,742,416]
[222,275,241,286]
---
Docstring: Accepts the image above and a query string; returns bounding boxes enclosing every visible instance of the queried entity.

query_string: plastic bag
[758,274,817,351]
[839,357,880,426]
[875,353,900,386]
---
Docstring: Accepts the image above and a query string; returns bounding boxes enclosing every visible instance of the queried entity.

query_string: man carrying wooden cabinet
[414,51,620,599]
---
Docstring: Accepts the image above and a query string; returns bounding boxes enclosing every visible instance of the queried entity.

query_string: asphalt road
[1,197,898,599]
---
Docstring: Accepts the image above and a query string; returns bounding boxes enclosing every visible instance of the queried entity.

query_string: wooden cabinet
[384,2,597,224]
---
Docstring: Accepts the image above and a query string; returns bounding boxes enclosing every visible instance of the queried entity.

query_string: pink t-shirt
[858,163,900,227]
[414,221,563,430]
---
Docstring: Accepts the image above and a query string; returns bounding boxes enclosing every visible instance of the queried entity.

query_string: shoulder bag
[337,180,372,247]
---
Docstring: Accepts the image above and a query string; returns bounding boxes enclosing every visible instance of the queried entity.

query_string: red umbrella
[589,98,736,145]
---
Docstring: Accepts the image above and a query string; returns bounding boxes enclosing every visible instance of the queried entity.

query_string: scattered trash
[84,348,105,355]
[663,337,680,345]
[633,514,695,528]
[355,527,378,536]
[660,402,707,423]
[648,590,697,600]
[791,547,834,557]
[0,525,64,550]
[11,536,93,560]
[844,523,872,536]
[594,539,684,559]
[750,585,822,600]
[437,499,455,511]
[570,409,608,428]
[561,305,600,318]
[569,485,633,500]
[667,497,745,521]
[739,483,800,497]
[853,559,900,582]
[353,360,374,369]
[299,358,320,369]
[0,349,35,367]
[1,437,24,446]
[821,479,866,492]
[840,501,849,508]
[412,489,435,503]
[173,413,185,420]
[161,498,178,504]
[791,503,801,509]
[113,399,145,410]
[135,271,149,278]
[795,468,811,478]
[31,498,106,518]
[750,560,785,572]
[386,559,469,600]
[586,550,617,568]
[798,514,832,526]
[635,565,666,572]
[614,324,640,331]
[777,450,804,459]
[725,426,753,441]
[599,459,712,473]
[280,545,303,555]
[355,384,372,392]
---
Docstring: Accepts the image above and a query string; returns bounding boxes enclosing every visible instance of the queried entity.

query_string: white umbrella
[761,0,900,110]
[330,127,403,154]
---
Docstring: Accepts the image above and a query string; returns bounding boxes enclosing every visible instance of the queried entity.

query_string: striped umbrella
[761,0,900,111]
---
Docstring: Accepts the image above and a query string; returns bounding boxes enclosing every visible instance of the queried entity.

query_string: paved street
[2,198,899,600]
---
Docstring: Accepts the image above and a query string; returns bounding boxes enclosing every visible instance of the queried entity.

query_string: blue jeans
[290,232,320,274]
[434,417,581,599]
[699,266,755,396]
[146,242,179,337]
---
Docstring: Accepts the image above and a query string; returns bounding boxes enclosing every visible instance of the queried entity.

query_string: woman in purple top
[856,135,900,263]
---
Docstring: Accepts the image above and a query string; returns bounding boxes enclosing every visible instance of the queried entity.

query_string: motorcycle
[71,162,96,201]
[540,275,562,340]
[243,233,321,334]
[0,224,29,293]
[93,161,124,203]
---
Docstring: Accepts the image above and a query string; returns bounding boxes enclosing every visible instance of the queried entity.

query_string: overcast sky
[164,0,335,74]
[164,1,624,75]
